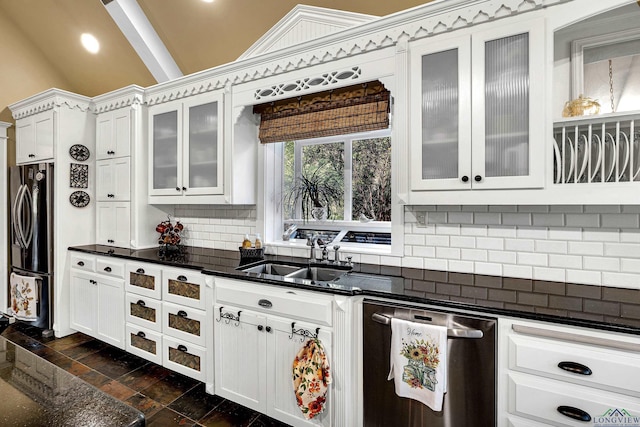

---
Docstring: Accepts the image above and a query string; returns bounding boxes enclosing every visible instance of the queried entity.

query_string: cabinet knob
[556,406,591,422]
[107,239,115,244]
[176,187,181,191]
[257,325,264,331]
[136,268,145,274]
[258,299,273,308]
[107,194,114,198]
[136,300,146,307]
[104,266,112,272]
[77,261,85,266]
[182,187,187,191]
[177,275,187,282]
[177,310,188,318]
[89,279,97,285]
[29,154,35,158]
[474,175,482,182]
[265,326,272,333]
[177,345,188,352]
[461,176,469,183]
[136,331,146,338]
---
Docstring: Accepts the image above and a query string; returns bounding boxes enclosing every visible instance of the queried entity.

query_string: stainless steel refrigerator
[9,163,54,333]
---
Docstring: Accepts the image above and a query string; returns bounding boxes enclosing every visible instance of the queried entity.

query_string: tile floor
[1,322,291,427]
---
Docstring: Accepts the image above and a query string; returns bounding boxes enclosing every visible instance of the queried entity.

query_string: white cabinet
[70,257,126,349]
[214,277,334,427]
[96,109,131,160]
[499,318,640,426]
[15,110,54,164]
[96,202,131,247]
[409,17,545,197]
[96,157,131,201]
[148,91,224,202]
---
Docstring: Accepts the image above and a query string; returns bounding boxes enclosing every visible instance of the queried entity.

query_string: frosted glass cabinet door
[183,93,224,195]
[471,18,545,189]
[150,107,181,195]
[410,37,472,190]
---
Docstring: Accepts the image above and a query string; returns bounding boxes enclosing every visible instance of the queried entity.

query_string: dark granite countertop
[0,329,144,427]
[69,244,640,336]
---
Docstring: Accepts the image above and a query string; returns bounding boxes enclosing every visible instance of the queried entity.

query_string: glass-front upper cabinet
[149,91,224,199]
[410,17,545,192]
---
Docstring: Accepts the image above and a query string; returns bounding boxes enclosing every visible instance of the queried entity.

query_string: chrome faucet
[332,245,341,264]
[307,236,318,262]
[321,245,329,263]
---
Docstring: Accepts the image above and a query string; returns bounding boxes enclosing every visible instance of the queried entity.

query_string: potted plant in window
[284,167,342,222]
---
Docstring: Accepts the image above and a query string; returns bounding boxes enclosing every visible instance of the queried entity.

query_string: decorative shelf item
[156,216,184,254]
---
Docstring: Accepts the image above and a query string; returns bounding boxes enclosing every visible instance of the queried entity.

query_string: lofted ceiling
[0,0,433,98]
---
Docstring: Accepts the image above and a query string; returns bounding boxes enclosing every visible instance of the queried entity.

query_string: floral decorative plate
[69,144,90,161]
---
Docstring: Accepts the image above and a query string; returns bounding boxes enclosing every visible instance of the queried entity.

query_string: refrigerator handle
[23,184,34,248]
[14,185,28,249]
[26,183,37,249]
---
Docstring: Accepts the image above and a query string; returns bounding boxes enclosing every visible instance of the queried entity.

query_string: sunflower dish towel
[388,318,448,411]
[292,338,332,419]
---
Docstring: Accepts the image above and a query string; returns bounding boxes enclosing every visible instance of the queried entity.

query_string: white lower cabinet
[126,324,163,365]
[214,277,334,427]
[163,335,207,382]
[96,202,131,247]
[500,318,640,426]
[70,263,125,349]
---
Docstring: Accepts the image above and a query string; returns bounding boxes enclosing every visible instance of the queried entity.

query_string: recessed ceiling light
[202,0,214,3]
[81,33,100,54]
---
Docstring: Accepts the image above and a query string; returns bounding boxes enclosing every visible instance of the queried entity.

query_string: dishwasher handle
[372,312,484,339]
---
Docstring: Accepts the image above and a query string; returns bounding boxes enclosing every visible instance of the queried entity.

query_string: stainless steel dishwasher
[363,299,497,427]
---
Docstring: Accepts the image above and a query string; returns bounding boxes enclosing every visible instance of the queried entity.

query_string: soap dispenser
[242,234,252,248]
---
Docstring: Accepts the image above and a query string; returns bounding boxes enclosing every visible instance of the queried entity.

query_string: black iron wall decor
[70,163,89,188]
[69,144,90,161]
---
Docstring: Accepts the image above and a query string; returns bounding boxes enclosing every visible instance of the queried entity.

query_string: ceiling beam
[102,0,182,82]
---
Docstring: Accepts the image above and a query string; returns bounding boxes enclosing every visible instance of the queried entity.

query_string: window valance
[253,80,390,143]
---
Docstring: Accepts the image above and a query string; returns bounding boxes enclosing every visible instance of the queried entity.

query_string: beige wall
[0,12,74,165]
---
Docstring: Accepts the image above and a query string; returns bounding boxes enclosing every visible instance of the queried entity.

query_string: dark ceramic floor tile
[46,332,94,351]
[147,408,197,427]
[199,400,260,427]
[125,393,164,418]
[168,383,225,421]
[78,347,147,379]
[141,371,199,405]
[249,415,292,427]
[62,360,92,377]
[78,368,112,388]
[60,338,108,360]
[100,380,137,401]
[117,363,173,392]
[48,353,77,371]
[32,345,64,361]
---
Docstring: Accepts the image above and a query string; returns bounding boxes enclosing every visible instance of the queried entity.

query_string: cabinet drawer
[508,372,640,426]
[96,258,125,279]
[70,254,95,272]
[509,334,640,396]
[163,336,206,382]
[125,293,162,332]
[162,268,206,310]
[126,324,162,365]
[162,302,206,347]
[215,278,333,326]
[126,262,162,299]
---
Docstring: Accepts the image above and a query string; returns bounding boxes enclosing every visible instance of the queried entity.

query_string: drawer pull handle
[136,268,145,274]
[177,275,187,281]
[177,310,188,318]
[136,331,146,338]
[104,266,112,272]
[177,345,188,352]
[136,300,146,307]
[258,299,272,308]
[77,261,85,266]
[558,361,592,376]
[89,279,97,285]
[557,406,591,422]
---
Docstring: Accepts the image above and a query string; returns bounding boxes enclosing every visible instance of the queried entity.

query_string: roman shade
[253,81,390,143]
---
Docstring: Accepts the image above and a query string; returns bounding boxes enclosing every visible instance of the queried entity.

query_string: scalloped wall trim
[142,0,567,107]
[93,93,145,114]
[12,97,92,120]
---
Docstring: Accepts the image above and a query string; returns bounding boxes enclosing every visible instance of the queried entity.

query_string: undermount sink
[238,261,352,282]
[240,262,303,276]
[284,265,351,281]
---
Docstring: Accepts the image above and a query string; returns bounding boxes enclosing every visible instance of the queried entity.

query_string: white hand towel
[9,273,39,321]
[387,317,447,411]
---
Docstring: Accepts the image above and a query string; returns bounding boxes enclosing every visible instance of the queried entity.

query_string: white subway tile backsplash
[380,256,402,267]
[550,205,583,213]
[489,205,518,213]
[622,259,640,273]
[448,212,474,224]
[548,228,582,241]
[602,272,640,289]
[436,247,461,259]
[476,237,504,250]
[533,267,566,282]
[460,225,488,236]
[475,262,503,276]
[532,214,565,227]
[535,240,568,254]
[583,256,620,272]
[566,214,600,228]
[427,235,451,247]
[584,206,621,213]
[583,228,620,242]
[488,226,517,238]
[549,254,582,269]
[567,241,604,256]
[567,269,602,286]
[502,213,532,226]
[405,234,426,246]
[413,246,436,258]
[427,212,447,224]
[518,205,550,213]
[605,243,640,258]
[601,214,640,229]
[620,230,640,243]
[450,236,476,248]
[505,239,534,252]
[518,252,548,267]
[489,250,517,264]
[448,260,475,273]
[516,227,547,239]
[474,212,501,225]
[424,258,447,270]
[361,254,381,265]
[504,264,533,279]
[436,224,461,235]
[461,248,488,262]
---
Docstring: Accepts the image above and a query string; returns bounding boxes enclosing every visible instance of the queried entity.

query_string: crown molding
[144,0,569,106]
[238,5,378,61]
[9,88,92,120]
[92,84,146,113]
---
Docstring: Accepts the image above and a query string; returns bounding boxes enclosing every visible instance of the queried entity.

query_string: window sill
[266,238,398,257]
